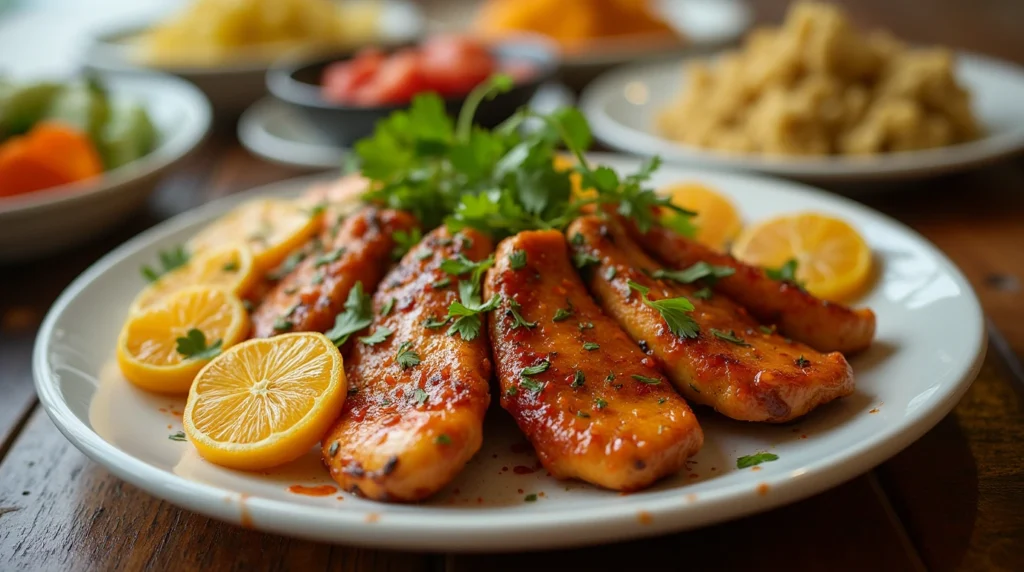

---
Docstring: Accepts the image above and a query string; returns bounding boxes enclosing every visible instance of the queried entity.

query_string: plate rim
[237,97,345,171]
[580,51,1024,182]
[33,160,987,550]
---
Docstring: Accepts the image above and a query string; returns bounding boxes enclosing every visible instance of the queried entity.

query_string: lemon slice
[732,212,872,301]
[117,286,250,394]
[183,332,346,471]
[189,199,320,272]
[663,182,743,251]
[131,243,257,313]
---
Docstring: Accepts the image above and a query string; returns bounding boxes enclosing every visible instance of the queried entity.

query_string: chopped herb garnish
[311,270,325,285]
[627,280,700,339]
[653,262,735,286]
[175,328,222,360]
[140,245,189,282]
[423,316,450,329]
[577,321,594,330]
[604,266,617,280]
[506,386,518,396]
[273,318,293,331]
[519,378,544,393]
[267,251,305,281]
[759,325,777,335]
[509,250,527,270]
[391,228,423,260]
[314,247,345,267]
[594,397,608,409]
[573,251,600,269]
[446,280,500,340]
[381,298,396,316]
[283,286,298,295]
[570,233,585,246]
[689,382,701,394]
[796,355,811,368]
[395,342,421,369]
[765,259,802,286]
[737,452,779,469]
[415,249,433,261]
[583,342,600,351]
[328,441,340,456]
[605,373,616,382]
[222,260,239,272]
[524,493,538,502]
[552,306,573,322]
[692,287,713,300]
[432,277,451,289]
[711,329,750,346]
[412,387,428,405]
[632,374,662,385]
[506,299,537,329]
[359,327,393,346]
[168,431,187,442]
[434,434,452,445]
[440,254,495,281]
[657,397,668,404]
[576,410,590,418]
[521,360,551,377]
[571,370,585,388]
[325,282,373,346]
[242,299,254,312]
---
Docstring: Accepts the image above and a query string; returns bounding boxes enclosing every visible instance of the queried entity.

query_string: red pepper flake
[751,466,761,472]
[513,465,536,475]
[800,434,808,439]
[336,496,344,501]
[757,483,770,496]
[538,492,545,497]
[689,473,699,479]
[477,497,483,504]
[710,467,717,472]
[636,511,653,525]
[365,513,380,523]
[869,408,879,414]
[159,408,168,413]
[517,489,524,494]
[685,493,698,503]
[166,424,172,429]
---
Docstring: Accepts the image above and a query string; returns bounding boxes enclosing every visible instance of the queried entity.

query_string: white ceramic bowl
[82,1,424,116]
[34,156,985,550]
[581,52,1024,183]
[0,73,211,262]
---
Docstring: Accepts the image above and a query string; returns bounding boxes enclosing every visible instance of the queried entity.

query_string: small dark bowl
[266,38,559,148]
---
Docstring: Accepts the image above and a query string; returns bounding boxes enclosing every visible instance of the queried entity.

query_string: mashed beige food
[657,2,980,156]
[139,0,381,66]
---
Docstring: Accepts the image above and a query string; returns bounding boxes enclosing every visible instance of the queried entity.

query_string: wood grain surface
[2,0,1023,570]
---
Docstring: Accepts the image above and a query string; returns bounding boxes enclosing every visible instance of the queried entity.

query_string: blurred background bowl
[82,0,425,117]
[0,72,211,261]
[266,36,558,148]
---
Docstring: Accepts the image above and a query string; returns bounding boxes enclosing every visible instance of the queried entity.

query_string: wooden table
[2,1,1023,570]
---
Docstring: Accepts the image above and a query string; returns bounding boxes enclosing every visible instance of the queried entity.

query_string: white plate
[581,53,1024,183]
[0,73,211,262]
[34,155,985,551]
[82,0,424,115]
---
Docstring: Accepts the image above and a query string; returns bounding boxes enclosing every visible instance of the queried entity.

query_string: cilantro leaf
[325,282,373,346]
[521,360,551,377]
[509,250,527,270]
[359,326,393,346]
[391,228,424,260]
[631,374,662,385]
[395,341,421,369]
[765,259,802,286]
[711,328,750,346]
[737,452,779,469]
[653,262,735,286]
[141,245,189,282]
[175,328,222,360]
[506,299,537,329]
[627,280,700,339]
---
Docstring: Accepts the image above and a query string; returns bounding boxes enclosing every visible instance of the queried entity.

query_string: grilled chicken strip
[485,230,703,490]
[251,206,417,338]
[321,227,493,501]
[627,224,876,355]
[567,216,854,423]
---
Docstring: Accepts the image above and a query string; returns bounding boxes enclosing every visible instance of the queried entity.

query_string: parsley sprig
[141,245,189,283]
[627,280,700,339]
[653,262,735,286]
[175,328,222,360]
[325,282,373,347]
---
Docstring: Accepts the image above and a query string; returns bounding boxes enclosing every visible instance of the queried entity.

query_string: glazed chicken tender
[629,223,876,355]
[321,227,493,501]
[251,206,417,338]
[485,230,703,491]
[568,216,854,423]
